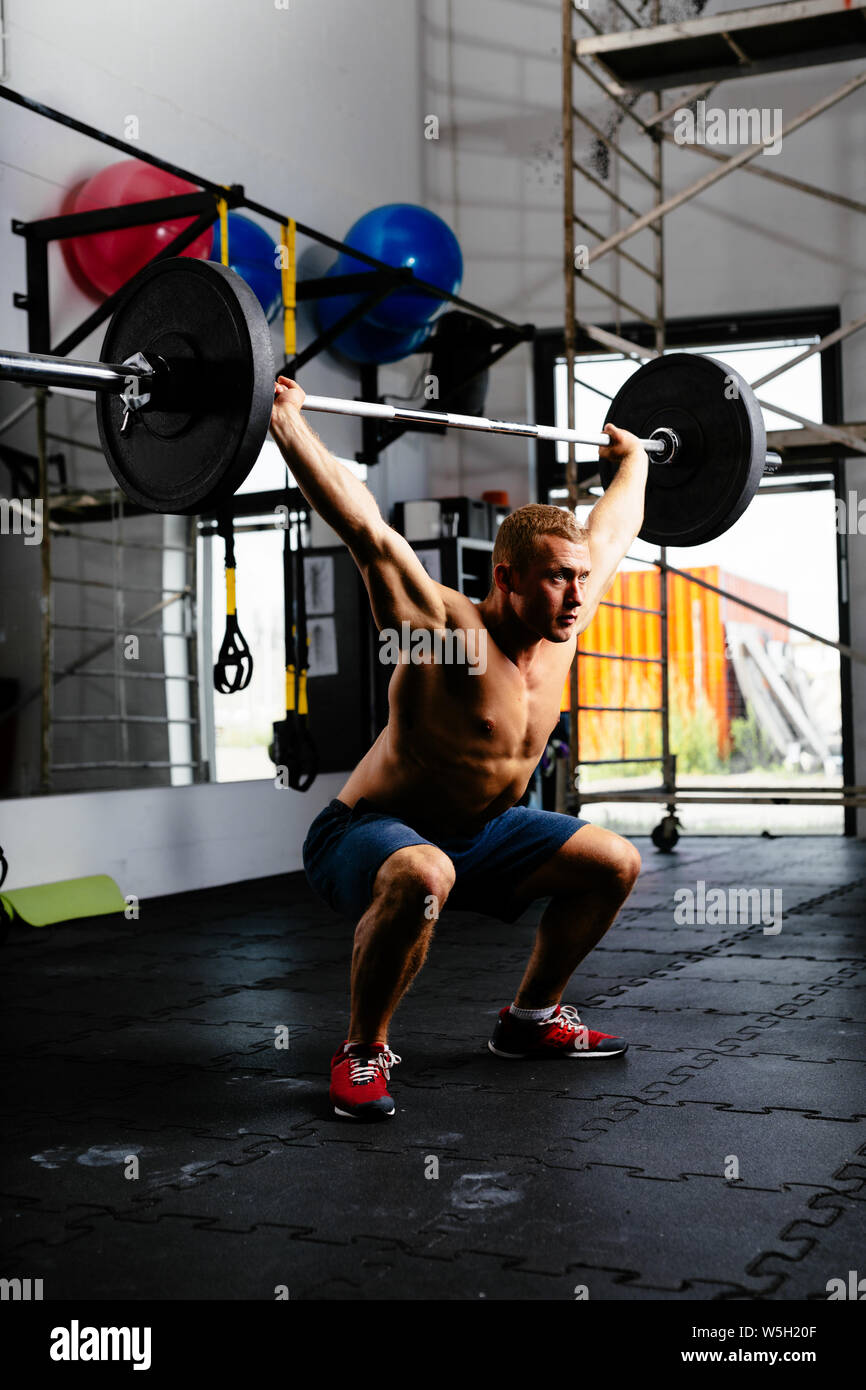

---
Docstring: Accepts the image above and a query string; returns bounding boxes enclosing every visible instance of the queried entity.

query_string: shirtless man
[270,376,647,1120]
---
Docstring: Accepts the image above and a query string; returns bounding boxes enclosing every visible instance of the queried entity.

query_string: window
[536,321,848,835]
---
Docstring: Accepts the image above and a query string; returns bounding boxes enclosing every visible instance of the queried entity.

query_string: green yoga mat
[0,875,126,927]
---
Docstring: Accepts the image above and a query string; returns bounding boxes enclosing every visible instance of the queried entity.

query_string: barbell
[0,257,781,545]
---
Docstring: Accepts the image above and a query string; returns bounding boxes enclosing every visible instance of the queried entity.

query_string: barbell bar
[0,348,782,470]
[0,348,152,395]
[301,391,677,455]
[302,395,781,479]
[0,257,781,543]
[0,345,675,449]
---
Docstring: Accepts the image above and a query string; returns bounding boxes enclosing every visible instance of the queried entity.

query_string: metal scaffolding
[560,0,866,830]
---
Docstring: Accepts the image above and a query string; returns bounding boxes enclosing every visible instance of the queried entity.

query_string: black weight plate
[96,258,275,514]
[599,353,766,547]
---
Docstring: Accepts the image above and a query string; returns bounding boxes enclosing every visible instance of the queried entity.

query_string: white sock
[509,1002,557,1022]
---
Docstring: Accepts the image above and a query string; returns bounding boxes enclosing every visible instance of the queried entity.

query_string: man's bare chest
[387,623,571,757]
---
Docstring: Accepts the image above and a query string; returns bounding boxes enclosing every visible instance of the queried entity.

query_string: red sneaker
[488,1004,627,1058]
[330,1041,402,1119]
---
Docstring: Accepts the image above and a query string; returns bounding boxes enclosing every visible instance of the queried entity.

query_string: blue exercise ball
[328,315,434,366]
[212,213,283,323]
[314,260,433,363]
[328,203,463,332]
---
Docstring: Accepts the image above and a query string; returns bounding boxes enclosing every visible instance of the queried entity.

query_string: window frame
[532,307,855,835]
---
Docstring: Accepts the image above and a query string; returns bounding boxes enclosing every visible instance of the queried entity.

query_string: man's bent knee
[592,833,641,895]
[372,844,456,917]
[554,827,640,901]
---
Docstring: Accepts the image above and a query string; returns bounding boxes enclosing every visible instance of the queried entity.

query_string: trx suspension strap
[213,509,253,694]
[272,511,317,791]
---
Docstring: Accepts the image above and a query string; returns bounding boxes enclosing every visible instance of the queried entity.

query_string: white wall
[2,773,347,900]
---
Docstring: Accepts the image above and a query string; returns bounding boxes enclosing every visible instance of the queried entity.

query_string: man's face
[498,535,590,642]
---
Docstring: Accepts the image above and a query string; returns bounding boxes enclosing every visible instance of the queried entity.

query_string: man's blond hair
[488,504,588,593]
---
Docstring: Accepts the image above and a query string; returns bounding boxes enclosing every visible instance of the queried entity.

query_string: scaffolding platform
[575,0,866,93]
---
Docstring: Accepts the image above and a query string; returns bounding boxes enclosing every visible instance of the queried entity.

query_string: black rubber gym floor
[1,835,864,1301]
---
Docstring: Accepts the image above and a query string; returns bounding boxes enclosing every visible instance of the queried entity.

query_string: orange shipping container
[560,567,789,761]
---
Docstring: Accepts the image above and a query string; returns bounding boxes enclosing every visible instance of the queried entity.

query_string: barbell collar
[647,427,681,465]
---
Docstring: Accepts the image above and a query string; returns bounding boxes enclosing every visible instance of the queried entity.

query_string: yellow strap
[298,669,308,716]
[225,566,236,616]
[217,195,229,266]
[285,665,296,712]
[281,218,296,356]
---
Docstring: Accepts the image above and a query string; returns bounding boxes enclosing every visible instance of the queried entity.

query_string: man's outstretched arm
[269,377,447,630]
[579,423,649,624]
[269,377,385,551]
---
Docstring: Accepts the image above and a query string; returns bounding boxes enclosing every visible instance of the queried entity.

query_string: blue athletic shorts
[302,797,589,924]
